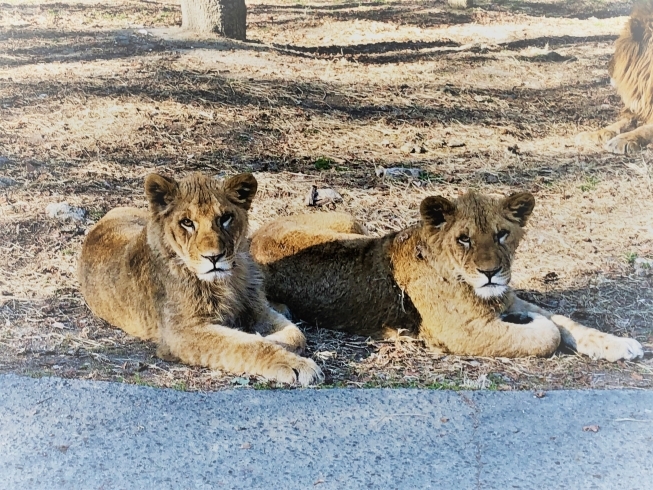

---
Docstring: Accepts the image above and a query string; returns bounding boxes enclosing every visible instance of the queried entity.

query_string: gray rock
[45,202,86,222]
[0,176,16,188]
[375,166,423,179]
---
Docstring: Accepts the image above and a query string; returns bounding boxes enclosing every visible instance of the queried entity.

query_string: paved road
[0,375,652,489]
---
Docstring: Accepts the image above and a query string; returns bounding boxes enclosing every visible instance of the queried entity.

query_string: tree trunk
[181,0,247,40]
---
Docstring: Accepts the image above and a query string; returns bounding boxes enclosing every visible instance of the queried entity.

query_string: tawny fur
[78,172,323,386]
[251,192,643,362]
[577,1,653,154]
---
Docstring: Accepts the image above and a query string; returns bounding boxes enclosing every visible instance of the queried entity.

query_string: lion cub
[78,172,323,386]
[577,1,653,154]
[251,191,643,362]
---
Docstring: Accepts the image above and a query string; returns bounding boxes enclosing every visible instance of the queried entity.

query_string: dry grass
[1,0,652,391]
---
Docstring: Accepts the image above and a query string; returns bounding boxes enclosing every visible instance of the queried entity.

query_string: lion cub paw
[605,134,642,154]
[265,323,307,354]
[579,334,644,362]
[576,129,616,146]
[262,353,324,386]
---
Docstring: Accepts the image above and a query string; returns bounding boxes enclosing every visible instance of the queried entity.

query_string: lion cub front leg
[254,306,308,355]
[508,297,644,362]
[575,116,637,146]
[162,323,323,386]
[605,123,653,154]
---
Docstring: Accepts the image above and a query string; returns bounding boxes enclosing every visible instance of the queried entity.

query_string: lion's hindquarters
[165,323,323,385]
[79,208,157,339]
[251,214,365,265]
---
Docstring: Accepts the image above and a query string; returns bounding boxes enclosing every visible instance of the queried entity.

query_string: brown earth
[0,0,652,392]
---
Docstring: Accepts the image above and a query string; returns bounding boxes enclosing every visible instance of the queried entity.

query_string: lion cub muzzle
[198,250,232,281]
[474,266,509,299]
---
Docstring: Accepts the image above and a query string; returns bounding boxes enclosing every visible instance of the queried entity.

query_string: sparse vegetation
[0,0,651,391]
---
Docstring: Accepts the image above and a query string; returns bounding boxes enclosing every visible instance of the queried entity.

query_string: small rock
[45,202,86,222]
[375,166,422,179]
[448,0,473,8]
[305,186,343,207]
[634,258,653,276]
[482,173,499,184]
[0,176,16,188]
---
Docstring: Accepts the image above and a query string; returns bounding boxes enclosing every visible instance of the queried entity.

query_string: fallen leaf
[582,425,600,432]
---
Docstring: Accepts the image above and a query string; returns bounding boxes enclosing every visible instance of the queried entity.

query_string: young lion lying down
[251,191,643,362]
[78,172,323,386]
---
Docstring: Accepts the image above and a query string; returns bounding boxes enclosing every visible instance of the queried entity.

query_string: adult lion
[251,191,643,362]
[577,1,653,154]
[78,172,323,386]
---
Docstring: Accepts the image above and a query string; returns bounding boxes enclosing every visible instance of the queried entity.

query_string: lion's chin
[197,269,232,282]
[474,284,508,300]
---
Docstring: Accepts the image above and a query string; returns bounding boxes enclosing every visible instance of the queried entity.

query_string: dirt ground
[1,0,652,392]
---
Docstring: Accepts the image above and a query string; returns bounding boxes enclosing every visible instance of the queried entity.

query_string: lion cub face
[420,191,535,300]
[144,172,257,281]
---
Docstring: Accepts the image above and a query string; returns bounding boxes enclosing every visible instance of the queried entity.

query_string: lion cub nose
[202,252,226,265]
[477,267,501,280]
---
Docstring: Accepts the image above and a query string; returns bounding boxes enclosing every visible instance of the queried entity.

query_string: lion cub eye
[180,218,194,230]
[457,235,471,247]
[218,213,233,229]
[497,230,510,244]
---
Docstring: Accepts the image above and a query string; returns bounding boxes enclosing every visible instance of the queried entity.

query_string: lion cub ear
[420,196,455,228]
[145,173,178,213]
[502,192,535,226]
[224,173,258,210]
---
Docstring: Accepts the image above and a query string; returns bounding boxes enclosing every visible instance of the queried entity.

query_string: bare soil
[1,0,652,392]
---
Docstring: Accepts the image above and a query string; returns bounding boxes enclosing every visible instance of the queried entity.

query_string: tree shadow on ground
[0,26,618,68]
[250,0,474,29]
[490,0,632,19]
